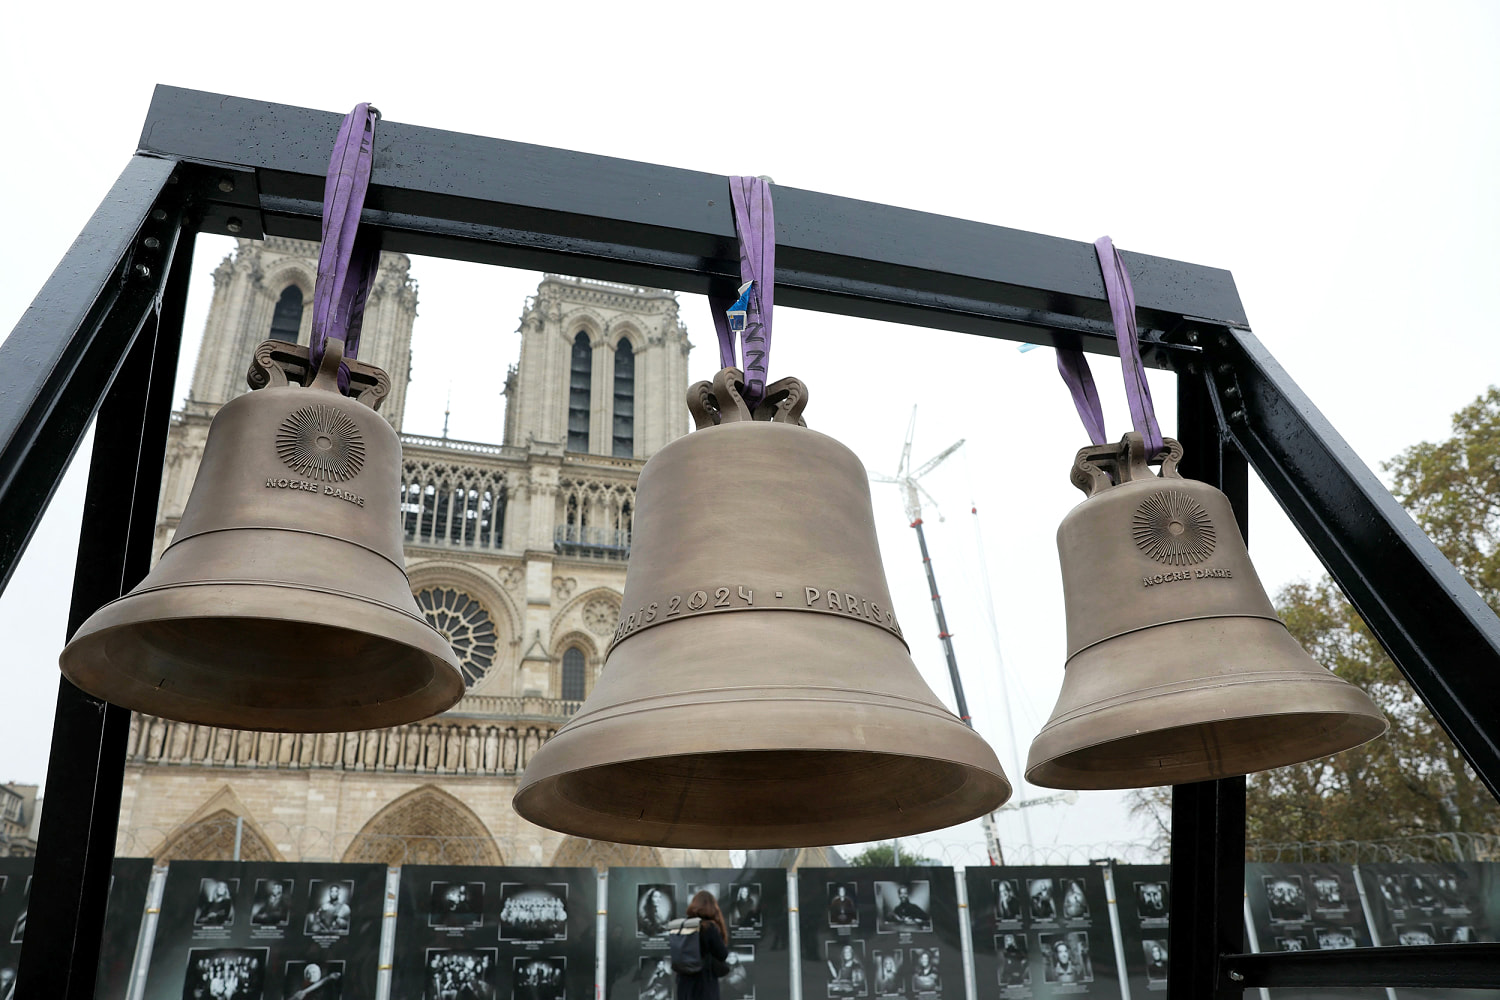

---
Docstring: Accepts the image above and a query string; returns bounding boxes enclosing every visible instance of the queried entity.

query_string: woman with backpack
[671,890,730,1000]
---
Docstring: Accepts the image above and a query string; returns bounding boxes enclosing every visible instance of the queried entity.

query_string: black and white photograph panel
[1403,875,1441,910]
[687,882,722,905]
[907,947,940,998]
[182,947,267,1000]
[513,956,566,1000]
[1026,879,1057,922]
[1446,925,1480,943]
[1315,927,1358,950]
[995,934,1029,987]
[1310,876,1344,910]
[1059,878,1090,921]
[1273,936,1308,952]
[8,909,22,945]
[825,939,868,998]
[1142,939,1169,982]
[250,879,294,928]
[194,878,239,928]
[424,948,497,1000]
[0,967,14,999]
[638,956,674,1000]
[499,883,568,942]
[871,948,903,998]
[722,946,755,1000]
[304,880,354,937]
[1133,880,1169,922]
[1262,876,1307,923]
[726,884,762,930]
[1393,923,1439,947]
[636,885,676,938]
[874,880,932,934]
[283,959,344,999]
[1040,932,1093,985]
[1375,874,1408,911]
[827,882,859,928]
[992,880,1022,923]
[429,881,487,929]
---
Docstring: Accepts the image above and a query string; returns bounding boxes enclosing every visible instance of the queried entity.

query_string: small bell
[1026,432,1387,789]
[514,369,1010,847]
[59,339,465,732]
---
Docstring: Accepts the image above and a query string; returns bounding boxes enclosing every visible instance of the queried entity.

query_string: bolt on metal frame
[2,86,1498,998]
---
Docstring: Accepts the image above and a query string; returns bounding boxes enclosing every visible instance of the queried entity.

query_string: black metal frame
[2,85,1497,997]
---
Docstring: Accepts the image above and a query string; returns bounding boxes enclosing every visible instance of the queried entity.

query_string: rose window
[415,587,498,687]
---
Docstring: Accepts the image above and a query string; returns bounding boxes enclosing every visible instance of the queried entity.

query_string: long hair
[686,889,727,943]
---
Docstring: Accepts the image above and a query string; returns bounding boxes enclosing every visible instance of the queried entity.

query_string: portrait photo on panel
[827,882,858,927]
[1394,923,1439,947]
[1431,874,1466,910]
[251,879,294,927]
[826,939,868,998]
[907,947,940,997]
[875,881,932,934]
[284,959,343,999]
[636,884,676,938]
[1133,880,1169,922]
[991,880,1021,923]
[1027,879,1057,922]
[1403,875,1440,910]
[1040,932,1092,985]
[425,948,498,1000]
[304,880,353,937]
[1274,936,1307,952]
[726,884,762,931]
[183,947,267,999]
[429,881,486,929]
[1263,876,1307,923]
[1142,939,1169,981]
[1311,876,1344,910]
[513,956,566,1000]
[1446,925,1479,943]
[499,883,568,942]
[1059,879,1089,921]
[996,934,1029,987]
[638,956,674,1000]
[1315,927,1358,950]
[871,948,903,998]
[195,878,239,928]
[722,945,755,999]
[1375,874,1408,911]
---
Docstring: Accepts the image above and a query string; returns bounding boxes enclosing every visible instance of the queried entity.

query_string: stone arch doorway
[157,808,281,863]
[341,785,503,866]
[550,837,663,868]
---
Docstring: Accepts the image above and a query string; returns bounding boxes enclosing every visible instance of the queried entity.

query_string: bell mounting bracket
[1071,433,1185,497]
[246,339,392,410]
[687,366,808,429]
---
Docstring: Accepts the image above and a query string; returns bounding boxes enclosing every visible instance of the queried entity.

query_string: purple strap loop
[310,103,381,393]
[1055,236,1164,456]
[708,176,775,409]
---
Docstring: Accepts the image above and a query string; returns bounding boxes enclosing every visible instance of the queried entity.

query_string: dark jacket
[676,921,728,1000]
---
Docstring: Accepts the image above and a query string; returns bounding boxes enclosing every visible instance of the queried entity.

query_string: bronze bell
[514,369,1011,848]
[59,338,465,732]
[1026,432,1387,789]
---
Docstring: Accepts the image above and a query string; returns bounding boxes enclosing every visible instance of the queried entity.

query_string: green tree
[845,843,939,867]
[1132,388,1500,848]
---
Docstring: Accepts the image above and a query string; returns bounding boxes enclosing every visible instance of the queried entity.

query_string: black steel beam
[17,212,192,998]
[1183,326,1500,800]
[0,156,182,591]
[136,85,1247,355]
[1221,943,1500,990]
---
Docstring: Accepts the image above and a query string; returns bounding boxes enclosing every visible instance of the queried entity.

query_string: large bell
[1026,432,1387,789]
[514,369,1010,847]
[59,338,465,732]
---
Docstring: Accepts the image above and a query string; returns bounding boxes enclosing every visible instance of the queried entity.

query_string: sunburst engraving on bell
[514,367,1011,848]
[276,403,366,482]
[1131,489,1216,565]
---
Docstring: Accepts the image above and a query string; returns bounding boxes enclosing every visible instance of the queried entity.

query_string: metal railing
[554,524,631,560]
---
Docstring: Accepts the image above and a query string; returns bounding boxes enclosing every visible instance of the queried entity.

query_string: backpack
[667,917,703,975]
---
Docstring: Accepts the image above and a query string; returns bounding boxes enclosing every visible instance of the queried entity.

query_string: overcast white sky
[1,3,1495,861]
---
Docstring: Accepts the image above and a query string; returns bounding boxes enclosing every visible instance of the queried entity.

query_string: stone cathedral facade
[113,237,725,868]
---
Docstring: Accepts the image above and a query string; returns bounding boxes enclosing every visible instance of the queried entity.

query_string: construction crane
[870,408,1006,864]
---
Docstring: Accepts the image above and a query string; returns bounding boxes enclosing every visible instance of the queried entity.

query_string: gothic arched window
[269,285,304,343]
[561,647,587,701]
[568,332,592,452]
[612,340,635,458]
[414,586,498,688]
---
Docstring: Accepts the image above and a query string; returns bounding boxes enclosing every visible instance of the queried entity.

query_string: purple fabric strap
[1054,236,1164,455]
[708,176,775,408]
[310,103,381,392]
